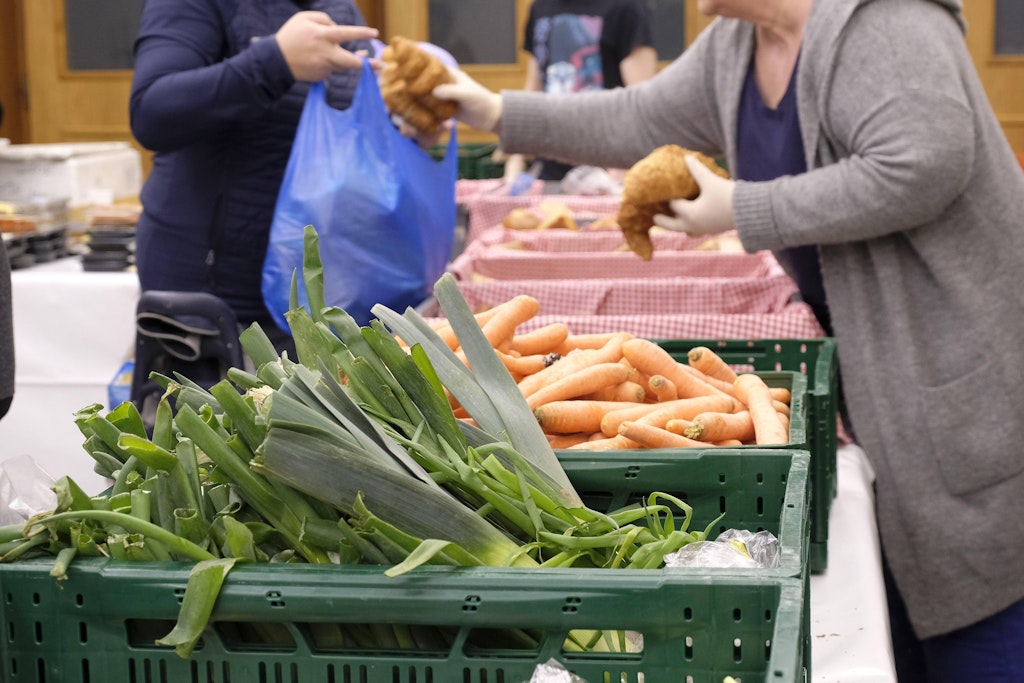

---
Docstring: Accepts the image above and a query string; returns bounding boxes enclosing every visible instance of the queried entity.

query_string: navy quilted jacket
[130,0,369,329]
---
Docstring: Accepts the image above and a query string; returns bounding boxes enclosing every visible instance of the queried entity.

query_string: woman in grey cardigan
[433,0,1024,680]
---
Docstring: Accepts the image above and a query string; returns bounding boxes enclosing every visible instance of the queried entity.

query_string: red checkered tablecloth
[449,240,780,281]
[513,306,827,339]
[455,179,542,205]
[465,194,623,243]
[455,274,800,316]
[472,225,710,253]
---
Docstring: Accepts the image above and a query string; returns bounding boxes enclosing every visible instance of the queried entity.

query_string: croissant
[617,145,730,260]
[380,36,458,135]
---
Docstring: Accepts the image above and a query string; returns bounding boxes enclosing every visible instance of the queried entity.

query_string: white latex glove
[652,155,736,237]
[432,69,503,133]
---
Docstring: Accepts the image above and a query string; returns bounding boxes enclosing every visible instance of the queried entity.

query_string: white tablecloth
[811,443,897,682]
[0,260,895,680]
[0,257,138,493]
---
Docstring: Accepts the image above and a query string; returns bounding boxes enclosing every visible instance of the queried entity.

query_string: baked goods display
[379,36,458,135]
[617,145,730,260]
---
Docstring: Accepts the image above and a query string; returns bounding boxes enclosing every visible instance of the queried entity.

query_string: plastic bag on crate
[663,529,780,568]
[263,60,457,328]
[525,658,588,683]
[0,455,56,526]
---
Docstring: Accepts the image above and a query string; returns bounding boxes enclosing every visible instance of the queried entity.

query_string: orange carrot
[495,350,549,376]
[679,363,739,397]
[584,380,646,403]
[600,394,735,437]
[510,323,570,356]
[772,400,791,417]
[526,362,631,410]
[769,387,791,404]
[617,421,712,449]
[566,434,640,450]
[715,439,744,446]
[480,295,541,348]
[424,308,502,351]
[684,411,755,443]
[547,433,594,449]
[622,338,733,402]
[554,332,625,354]
[534,400,629,434]
[648,374,678,402]
[732,374,789,445]
[664,418,693,435]
[686,346,738,383]
[516,333,629,399]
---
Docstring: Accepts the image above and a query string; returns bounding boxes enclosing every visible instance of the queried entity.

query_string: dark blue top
[130,0,369,329]
[735,56,832,335]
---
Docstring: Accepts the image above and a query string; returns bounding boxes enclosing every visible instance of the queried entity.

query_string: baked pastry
[379,36,458,135]
[617,145,730,260]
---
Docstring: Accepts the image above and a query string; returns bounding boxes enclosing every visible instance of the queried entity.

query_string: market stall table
[810,443,897,682]
[0,256,138,493]
[0,257,896,681]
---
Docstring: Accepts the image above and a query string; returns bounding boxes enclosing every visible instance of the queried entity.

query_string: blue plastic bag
[262,60,457,329]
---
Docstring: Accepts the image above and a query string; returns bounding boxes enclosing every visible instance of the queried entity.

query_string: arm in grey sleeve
[499,26,728,169]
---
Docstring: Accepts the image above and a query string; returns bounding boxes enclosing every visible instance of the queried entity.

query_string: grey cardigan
[501,0,1024,639]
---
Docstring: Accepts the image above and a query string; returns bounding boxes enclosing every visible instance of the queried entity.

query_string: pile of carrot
[424,294,792,451]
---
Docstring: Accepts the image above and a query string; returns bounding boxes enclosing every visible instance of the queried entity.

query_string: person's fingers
[321,25,379,44]
[298,11,336,26]
[326,47,363,72]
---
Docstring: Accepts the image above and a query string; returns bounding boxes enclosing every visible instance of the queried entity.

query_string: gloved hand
[432,69,503,133]
[652,155,737,237]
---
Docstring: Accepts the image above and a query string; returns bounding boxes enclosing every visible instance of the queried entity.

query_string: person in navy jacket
[129,0,377,353]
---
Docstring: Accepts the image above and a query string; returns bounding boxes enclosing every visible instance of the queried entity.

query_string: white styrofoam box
[0,142,142,207]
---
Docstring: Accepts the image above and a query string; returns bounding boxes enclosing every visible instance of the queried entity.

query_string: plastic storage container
[654,338,838,573]
[0,450,810,683]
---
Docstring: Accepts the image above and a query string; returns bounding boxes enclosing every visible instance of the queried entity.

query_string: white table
[0,257,138,493]
[810,443,897,682]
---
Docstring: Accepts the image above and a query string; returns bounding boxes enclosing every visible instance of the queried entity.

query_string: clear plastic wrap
[525,658,588,683]
[663,529,780,569]
[0,455,56,526]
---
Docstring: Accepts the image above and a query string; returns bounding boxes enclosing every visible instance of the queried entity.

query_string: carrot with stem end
[732,374,789,445]
[526,362,630,410]
[534,400,633,435]
[517,333,630,399]
[600,394,735,437]
[495,350,549,376]
[617,421,713,449]
[684,411,755,443]
[686,346,738,383]
[584,381,646,403]
[648,374,677,402]
[622,338,732,402]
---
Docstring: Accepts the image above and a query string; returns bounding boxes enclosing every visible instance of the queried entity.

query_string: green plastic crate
[429,142,504,180]
[0,451,810,683]
[653,338,838,574]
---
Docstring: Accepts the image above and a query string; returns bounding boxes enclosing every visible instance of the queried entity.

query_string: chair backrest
[130,290,244,427]
[0,238,13,421]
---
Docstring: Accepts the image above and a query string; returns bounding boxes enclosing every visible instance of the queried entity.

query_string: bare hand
[652,155,737,237]
[276,12,378,82]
